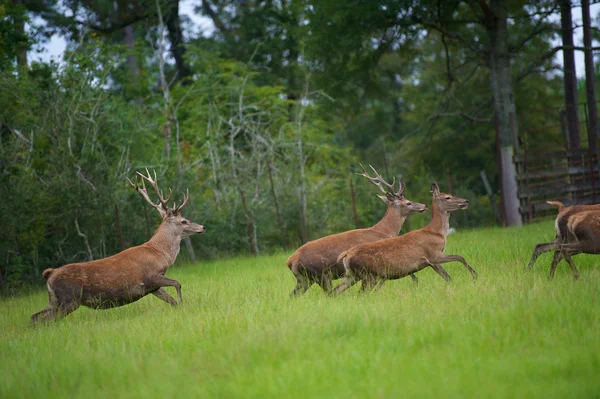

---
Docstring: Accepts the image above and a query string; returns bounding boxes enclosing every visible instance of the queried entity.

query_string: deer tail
[546,201,564,211]
[337,250,350,268]
[42,268,54,280]
[286,253,297,271]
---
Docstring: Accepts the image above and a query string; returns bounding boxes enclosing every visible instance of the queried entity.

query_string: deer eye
[445,196,451,200]
[406,202,412,206]
[181,220,188,225]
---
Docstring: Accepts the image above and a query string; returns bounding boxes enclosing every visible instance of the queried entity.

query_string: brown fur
[31,171,205,324]
[287,197,428,296]
[333,183,477,295]
[527,201,600,273]
[42,269,54,279]
[544,210,600,280]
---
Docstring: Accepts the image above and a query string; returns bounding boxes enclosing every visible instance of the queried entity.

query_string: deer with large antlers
[286,164,428,296]
[333,183,477,295]
[31,169,205,323]
[527,201,600,279]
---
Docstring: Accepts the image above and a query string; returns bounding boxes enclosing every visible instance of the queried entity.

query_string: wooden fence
[514,102,600,223]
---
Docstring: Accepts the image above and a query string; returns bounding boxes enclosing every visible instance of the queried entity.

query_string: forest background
[1,0,599,291]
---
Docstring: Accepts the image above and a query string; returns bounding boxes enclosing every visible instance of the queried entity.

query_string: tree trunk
[165,0,192,83]
[582,0,599,152]
[267,160,286,248]
[123,24,139,77]
[184,237,196,262]
[487,0,522,227]
[560,0,581,149]
[13,0,27,70]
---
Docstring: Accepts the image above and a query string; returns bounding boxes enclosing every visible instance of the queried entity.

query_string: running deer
[333,183,477,295]
[286,165,428,296]
[527,201,600,278]
[31,169,205,323]
[540,209,600,280]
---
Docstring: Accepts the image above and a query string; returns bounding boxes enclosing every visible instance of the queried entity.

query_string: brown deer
[333,183,477,295]
[541,209,600,279]
[286,165,428,296]
[527,201,600,278]
[31,169,205,323]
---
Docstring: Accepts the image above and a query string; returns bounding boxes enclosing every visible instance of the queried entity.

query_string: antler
[357,163,397,195]
[136,168,172,210]
[127,169,191,215]
[173,188,190,214]
[127,168,172,212]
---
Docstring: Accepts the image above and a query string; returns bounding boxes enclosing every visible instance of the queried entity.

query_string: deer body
[287,165,427,296]
[31,169,205,323]
[333,184,477,295]
[527,201,600,277]
[543,210,600,279]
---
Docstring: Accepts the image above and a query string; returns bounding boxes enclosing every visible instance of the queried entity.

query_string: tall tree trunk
[487,0,522,227]
[165,0,192,83]
[582,0,599,152]
[267,160,286,248]
[124,24,139,77]
[13,0,27,70]
[560,0,581,150]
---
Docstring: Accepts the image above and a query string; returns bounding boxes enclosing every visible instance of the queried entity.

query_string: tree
[560,0,580,150]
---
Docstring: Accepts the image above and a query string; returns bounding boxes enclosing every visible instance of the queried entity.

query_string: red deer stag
[527,201,600,278]
[287,165,428,296]
[31,169,205,323]
[541,209,600,280]
[333,183,477,295]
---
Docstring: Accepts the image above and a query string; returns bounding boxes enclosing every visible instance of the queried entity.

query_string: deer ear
[430,182,440,195]
[377,194,392,204]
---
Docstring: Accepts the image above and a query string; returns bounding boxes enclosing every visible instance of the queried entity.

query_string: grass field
[1,220,600,398]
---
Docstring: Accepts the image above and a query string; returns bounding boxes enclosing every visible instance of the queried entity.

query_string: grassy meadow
[1,220,600,398]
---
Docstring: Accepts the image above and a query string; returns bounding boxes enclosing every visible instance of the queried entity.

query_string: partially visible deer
[333,183,477,295]
[527,201,600,277]
[31,169,205,323]
[541,209,600,280]
[286,165,428,296]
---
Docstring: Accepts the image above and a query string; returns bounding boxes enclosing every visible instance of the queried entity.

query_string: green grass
[1,220,600,398]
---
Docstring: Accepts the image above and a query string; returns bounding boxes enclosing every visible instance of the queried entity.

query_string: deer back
[287,227,391,272]
[553,203,600,242]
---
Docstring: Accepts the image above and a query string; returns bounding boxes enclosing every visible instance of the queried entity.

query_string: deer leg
[317,273,333,294]
[548,251,564,279]
[373,278,387,291]
[31,305,58,324]
[430,264,451,282]
[410,274,418,285]
[527,241,559,270]
[563,252,580,280]
[152,288,178,306]
[429,254,478,281]
[290,273,313,297]
[332,273,359,296]
[359,274,377,293]
[153,275,183,304]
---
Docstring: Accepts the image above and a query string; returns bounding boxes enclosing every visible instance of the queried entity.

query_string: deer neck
[426,201,450,237]
[147,224,182,269]
[372,204,406,237]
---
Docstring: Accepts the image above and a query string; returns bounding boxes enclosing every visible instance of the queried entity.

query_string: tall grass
[1,220,599,398]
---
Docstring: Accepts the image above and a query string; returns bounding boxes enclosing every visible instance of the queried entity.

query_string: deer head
[128,168,206,237]
[430,183,469,212]
[358,164,428,215]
